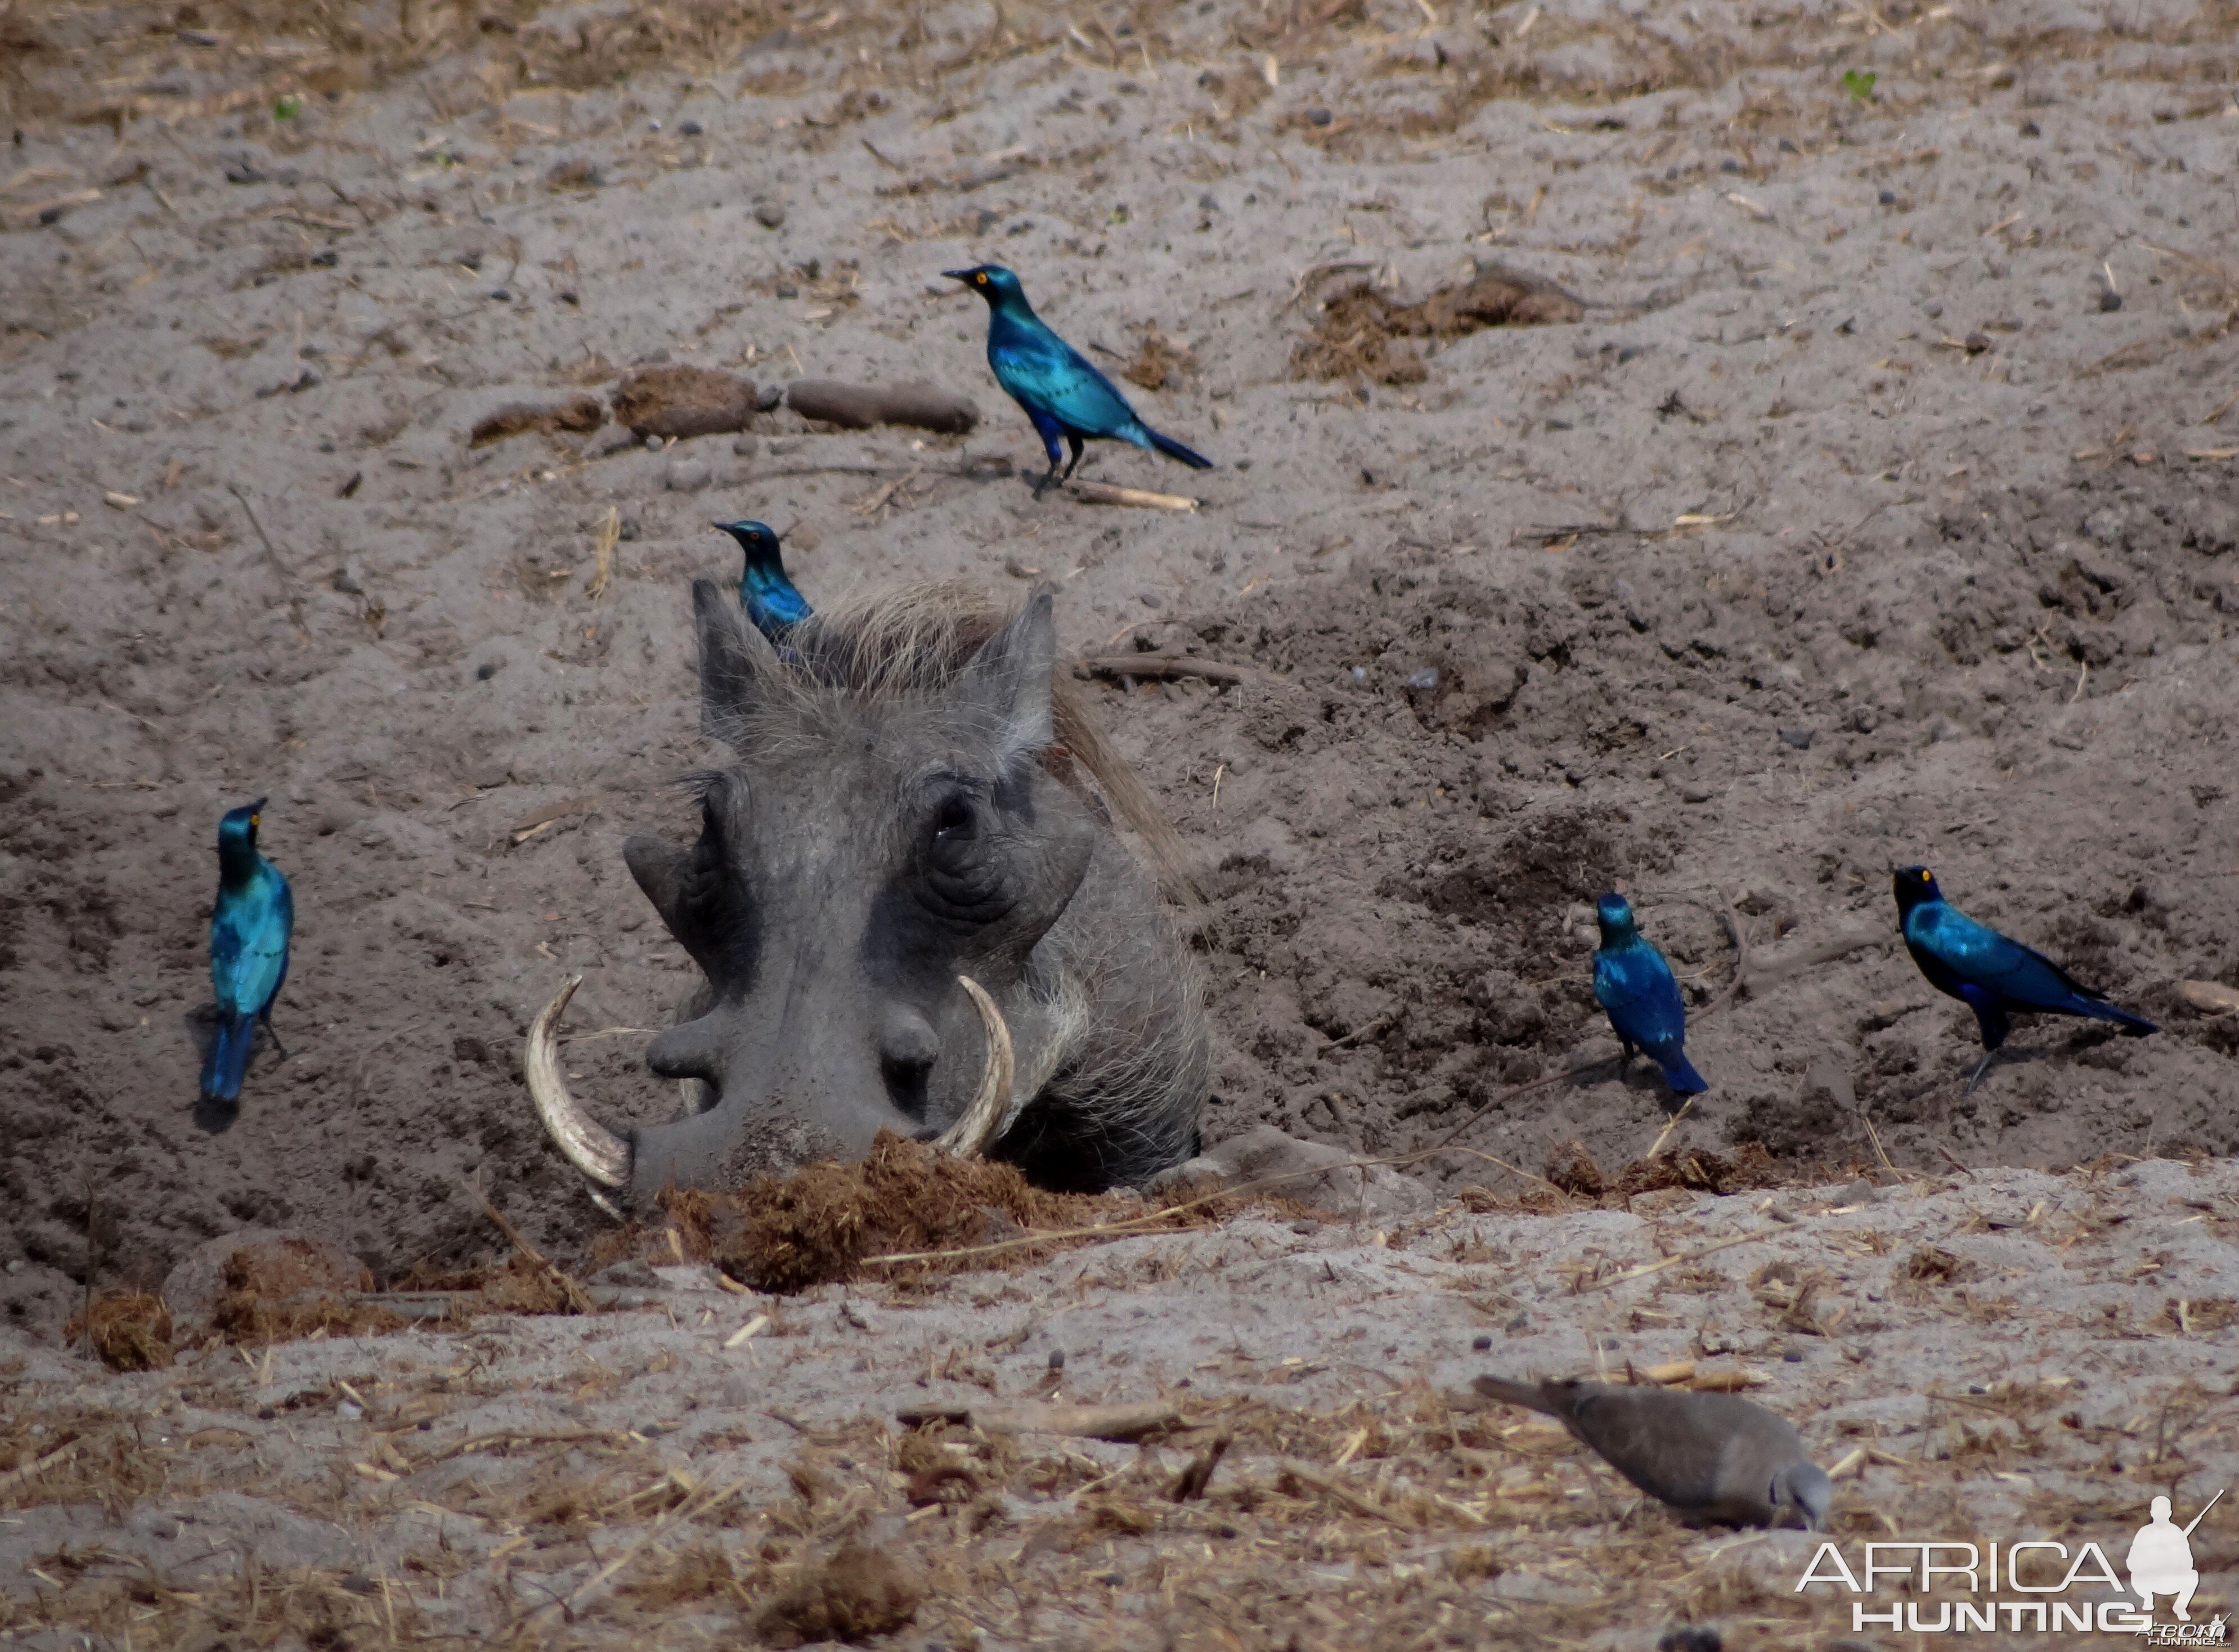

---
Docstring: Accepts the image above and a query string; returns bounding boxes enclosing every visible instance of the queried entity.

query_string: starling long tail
[1147,428,1213,469]
[201,1013,254,1103]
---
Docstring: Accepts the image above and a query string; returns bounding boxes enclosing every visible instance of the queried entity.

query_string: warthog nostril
[878,1005,940,1120]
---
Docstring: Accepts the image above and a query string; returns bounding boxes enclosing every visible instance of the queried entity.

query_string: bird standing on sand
[1473,1374,1830,1530]
[1893,864,2156,1090]
[202,800,293,1104]
[944,264,1212,495]
[712,519,811,642]
[1592,893,1708,1106]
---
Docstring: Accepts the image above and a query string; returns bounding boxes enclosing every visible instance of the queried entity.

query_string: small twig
[1275,1459,1410,1525]
[1582,1227,1777,1292]
[1643,1096,1695,1161]
[1169,1432,1232,1501]
[0,1437,83,1494]
[466,1182,596,1313]
[1324,1009,1399,1052]
[226,482,308,636]
[1703,890,1750,1014]
[1284,258,1378,309]
[1068,479,1199,512]
[1932,1141,1974,1180]
[1076,653,1255,686]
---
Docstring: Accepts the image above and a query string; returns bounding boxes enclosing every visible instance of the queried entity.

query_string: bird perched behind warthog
[528,577,1211,1203]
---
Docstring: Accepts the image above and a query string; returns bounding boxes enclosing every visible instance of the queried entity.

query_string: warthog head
[528,578,1209,1200]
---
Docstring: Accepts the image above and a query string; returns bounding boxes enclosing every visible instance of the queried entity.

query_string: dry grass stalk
[65,1291,173,1372]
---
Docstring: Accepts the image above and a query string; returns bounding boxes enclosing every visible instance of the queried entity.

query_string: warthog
[528,577,1210,1199]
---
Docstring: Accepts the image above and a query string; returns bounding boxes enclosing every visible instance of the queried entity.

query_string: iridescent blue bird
[201,799,293,1104]
[1592,894,1708,1105]
[1893,865,2156,1090]
[712,519,810,642]
[944,264,1212,495]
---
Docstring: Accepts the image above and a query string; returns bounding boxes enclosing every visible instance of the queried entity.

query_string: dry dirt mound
[1103,464,2238,1187]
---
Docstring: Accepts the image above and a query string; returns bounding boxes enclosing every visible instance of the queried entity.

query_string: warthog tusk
[525,974,630,1188]
[934,975,1013,1157]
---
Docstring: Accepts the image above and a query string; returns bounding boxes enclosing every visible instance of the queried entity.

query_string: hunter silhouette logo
[2130,1491,2219,1623]
[1794,1488,2228,1637]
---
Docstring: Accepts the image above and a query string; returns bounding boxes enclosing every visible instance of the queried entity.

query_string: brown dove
[1474,1375,1830,1529]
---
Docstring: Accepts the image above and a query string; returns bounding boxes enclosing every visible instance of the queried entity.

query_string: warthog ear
[692,576,779,738]
[957,586,1056,770]
[623,834,689,936]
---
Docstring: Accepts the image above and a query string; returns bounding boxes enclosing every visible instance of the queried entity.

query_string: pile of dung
[661,1131,1103,1294]
[208,1238,401,1344]
[65,1291,174,1372]
[1291,263,1586,384]
[1540,1141,1790,1204]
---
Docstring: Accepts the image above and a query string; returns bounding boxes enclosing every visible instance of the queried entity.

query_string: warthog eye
[934,794,975,840]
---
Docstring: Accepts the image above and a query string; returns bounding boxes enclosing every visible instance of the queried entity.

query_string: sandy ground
[2,0,2237,1637]
[7,1156,2239,1649]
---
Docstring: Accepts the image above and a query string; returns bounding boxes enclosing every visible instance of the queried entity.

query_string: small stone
[755,200,787,230]
[1471,1334,1492,1351]
[336,1401,363,1421]
[331,561,364,595]
[1290,1219,1321,1236]
[1680,782,1714,804]
[755,383,784,411]
[1047,1348,1067,1370]
[311,248,338,267]
[618,515,641,541]
[679,119,704,137]
[774,282,798,299]
[666,457,711,492]
[1406,667,1438,691]
[1964,331,1990,354]
[2099,289,2123,312]
[1801,1057,1856,1115]
[1307,107,1332,125]
[1779,726,1815,750]
[1924,302,1943,319]
[732,433,759,457]
[1878,188,1896,205]
[488,288,511,302]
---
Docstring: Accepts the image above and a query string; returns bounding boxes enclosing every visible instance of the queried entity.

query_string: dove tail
[1472,1375,1561,1417]
[1146,427,1213,470]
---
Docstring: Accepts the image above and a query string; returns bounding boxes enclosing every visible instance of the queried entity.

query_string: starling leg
[1962,1049,1998,1094]
[261,1015,291,1064]
[1061,434,1086,481]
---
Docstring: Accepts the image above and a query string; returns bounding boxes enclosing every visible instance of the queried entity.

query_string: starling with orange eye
[1892,864,2155,1090]
[945,264,1212,496]
[201,800,293,1104]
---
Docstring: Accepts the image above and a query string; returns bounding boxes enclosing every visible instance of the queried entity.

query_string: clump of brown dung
[1541,1141,1787,1204]
[1124,327,1198,390]
[662,1130,1098,1294]
[66,1291,174,1372]
[756,1542,923,1646]
[469,393,604,446]
[1609,1142,1784,1198]
[209,1238,400,1343]
[611,365,757,439]
[1293,262,1586,384]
